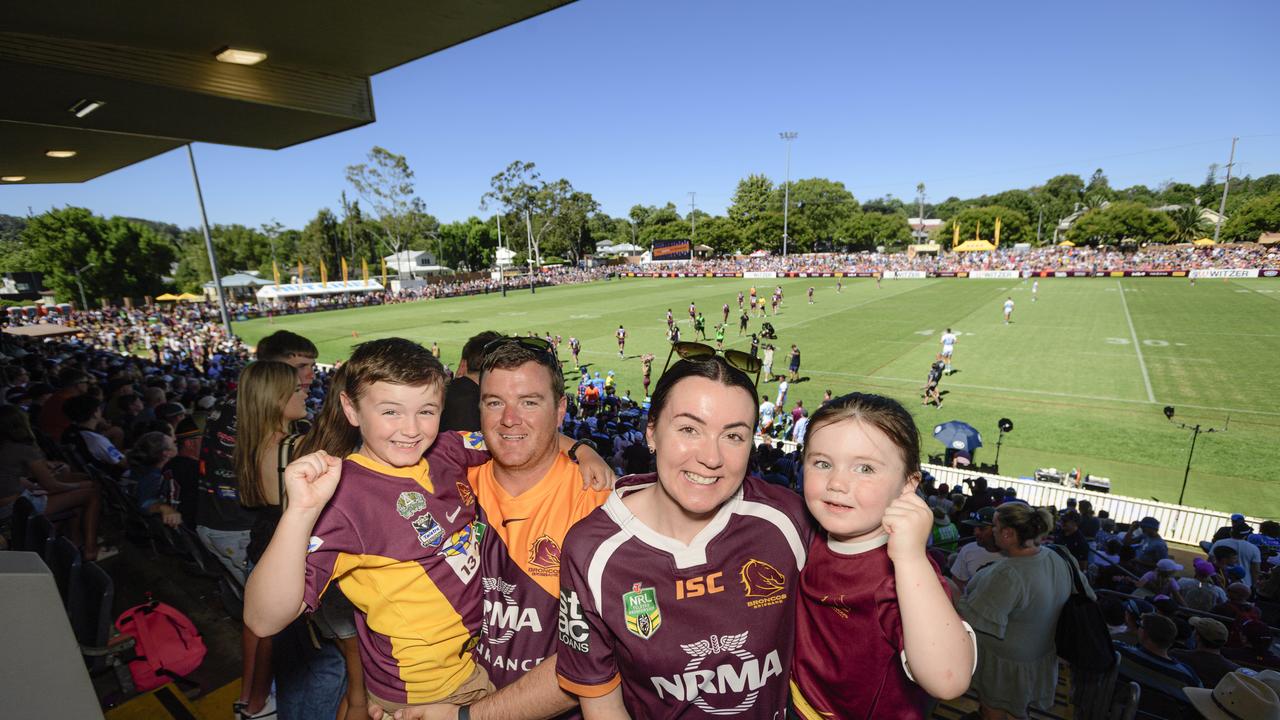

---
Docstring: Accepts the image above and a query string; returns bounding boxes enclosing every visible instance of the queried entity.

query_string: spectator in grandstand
[1186,672,1280,720]
[1077,500,1100,540]
[129,430,181,527]
[1137,559,1188,605]
[1116,612,1202,716]
[1213,583,1264,648]
[1172,618,1239,688]
[165,417,203,528]
[441,330,502,433]
[1212,521,1263,589]
[950,507,1002,592]
[235,359,348,720]
[1125,516,1170,569]
[194,330,317,720]
[63,394,128,475]
[1179,558,1230,611]
[931,507,960,553]
[36,367,91,441]
[1211,544,1242,587]
[1053,510,1090,568]
[555,355,811,718]
[1223,621,1280,670]
[958,503,1075,720]
[0,403,114,560]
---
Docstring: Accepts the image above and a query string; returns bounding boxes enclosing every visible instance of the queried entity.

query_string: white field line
[1117,280,1156,403]
[804,367,1280,418]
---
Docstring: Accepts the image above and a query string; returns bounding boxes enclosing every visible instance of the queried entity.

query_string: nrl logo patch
[396,491,427,519]
[623,583,662,639]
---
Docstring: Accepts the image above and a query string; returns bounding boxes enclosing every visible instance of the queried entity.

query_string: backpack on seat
[115,600,207,692]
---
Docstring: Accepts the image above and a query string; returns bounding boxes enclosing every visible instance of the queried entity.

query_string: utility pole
[496,213,506,297]
[525,210,536,294]
[1212,136,1238,244]
[1037,206,1044,245]
[688,191,697,264]
[74,263,94,310]
[779,131,797,257]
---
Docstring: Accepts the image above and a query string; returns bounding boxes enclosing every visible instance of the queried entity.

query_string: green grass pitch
[234,276,1280,517]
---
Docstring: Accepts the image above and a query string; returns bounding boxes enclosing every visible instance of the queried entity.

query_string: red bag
[115,601,207,692]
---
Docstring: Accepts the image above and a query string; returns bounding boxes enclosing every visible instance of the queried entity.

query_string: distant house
[384,250,450,278]
[907,217,943,243]
[1153,204,1227,226]
[203,272,272,301]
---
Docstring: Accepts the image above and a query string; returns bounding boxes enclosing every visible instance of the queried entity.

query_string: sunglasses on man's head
[482,336,554,358]
[661,341,762,385]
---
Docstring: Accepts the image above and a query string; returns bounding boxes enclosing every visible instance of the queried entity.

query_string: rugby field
[235,276,1280,517]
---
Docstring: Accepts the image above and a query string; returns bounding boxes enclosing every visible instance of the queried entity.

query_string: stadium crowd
[4,243,1280,718]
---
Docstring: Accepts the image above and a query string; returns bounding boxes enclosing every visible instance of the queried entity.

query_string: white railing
[755,436,1266,546]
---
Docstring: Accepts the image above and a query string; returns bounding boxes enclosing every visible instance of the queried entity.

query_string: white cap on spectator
[1155,558,1183,573]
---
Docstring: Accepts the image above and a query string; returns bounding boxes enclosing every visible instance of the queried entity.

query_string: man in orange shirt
[397,337,610,720]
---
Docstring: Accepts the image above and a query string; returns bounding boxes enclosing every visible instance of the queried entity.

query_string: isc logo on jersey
[650,631,782,715]
[482,576,542,645]
[558,590,590,653]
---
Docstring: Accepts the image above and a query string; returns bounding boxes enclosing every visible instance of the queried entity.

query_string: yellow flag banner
[297,260,304,283]
[320,261,328,285]
[342,257,349,287]
[362,258,369,284]
[381,256,387,284]
[994,217,1002,248]
[975,221,981,242]
[273,260,281,288]
[952,222,960,249]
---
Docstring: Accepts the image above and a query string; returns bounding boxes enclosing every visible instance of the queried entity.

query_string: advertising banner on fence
[744,271,777,279]
[1262,268,1280,277]
[967,270,1021,279]
[882,271,927,279]
[1189,268,1260,279]
[651,239,691,261]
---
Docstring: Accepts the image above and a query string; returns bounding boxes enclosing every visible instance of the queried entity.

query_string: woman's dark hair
[647,357,757,430]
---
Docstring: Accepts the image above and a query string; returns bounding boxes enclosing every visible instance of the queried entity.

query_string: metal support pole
[186,144,234,339]
[496,214,506,297]
[1212,137,1238,244]
[74,263,93,310]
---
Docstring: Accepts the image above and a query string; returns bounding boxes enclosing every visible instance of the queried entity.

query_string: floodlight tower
[779,131,797,257]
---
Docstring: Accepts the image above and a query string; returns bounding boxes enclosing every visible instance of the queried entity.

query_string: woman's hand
[882,491,933,564]
[283,451,343,513]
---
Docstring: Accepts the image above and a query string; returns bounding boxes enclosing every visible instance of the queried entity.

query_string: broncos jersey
[556,474,813,718]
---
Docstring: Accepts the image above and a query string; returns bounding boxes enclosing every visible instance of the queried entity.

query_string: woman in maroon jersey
[556,355,812,719]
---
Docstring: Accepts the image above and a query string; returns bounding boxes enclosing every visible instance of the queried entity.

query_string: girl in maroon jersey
[790,393,975,719]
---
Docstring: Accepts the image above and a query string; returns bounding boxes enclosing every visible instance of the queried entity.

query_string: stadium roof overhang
[0,1,573,184]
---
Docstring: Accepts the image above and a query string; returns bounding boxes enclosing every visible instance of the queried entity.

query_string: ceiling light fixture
[215,47,267,66]
[69,99,105,118]
[1,176,26,182]
[45,150,77,158]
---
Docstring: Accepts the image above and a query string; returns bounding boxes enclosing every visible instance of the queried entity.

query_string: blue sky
[3,0,1279,229]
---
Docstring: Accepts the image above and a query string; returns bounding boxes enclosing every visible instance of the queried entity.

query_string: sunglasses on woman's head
[661,341,762,386]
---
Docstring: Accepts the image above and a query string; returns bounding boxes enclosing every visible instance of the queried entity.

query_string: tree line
[2,147,1279,305]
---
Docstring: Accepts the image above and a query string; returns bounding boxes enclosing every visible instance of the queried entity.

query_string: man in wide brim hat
[1185,671,1280,720]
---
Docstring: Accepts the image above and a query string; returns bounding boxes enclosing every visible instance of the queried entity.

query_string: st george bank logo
[739,559,786,609]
